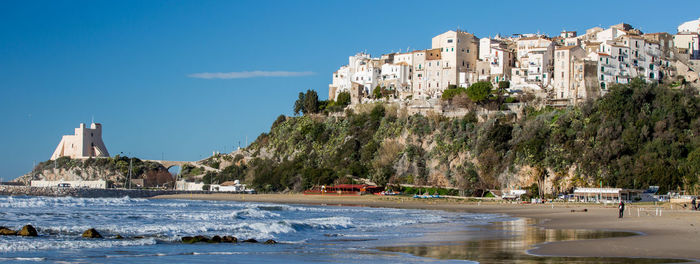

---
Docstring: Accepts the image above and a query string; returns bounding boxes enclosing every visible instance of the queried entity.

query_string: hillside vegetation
[201,80,699,196]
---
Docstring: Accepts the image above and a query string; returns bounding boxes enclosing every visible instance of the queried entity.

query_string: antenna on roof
[91,115,94,124]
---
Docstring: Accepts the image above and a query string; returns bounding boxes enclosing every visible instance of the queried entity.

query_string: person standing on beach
[692,197,697,210]
[618,201,625,218]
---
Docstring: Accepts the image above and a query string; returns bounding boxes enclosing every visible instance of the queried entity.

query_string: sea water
[0,195,509,263]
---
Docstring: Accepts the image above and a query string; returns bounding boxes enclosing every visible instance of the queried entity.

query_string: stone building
[50,123,110,160]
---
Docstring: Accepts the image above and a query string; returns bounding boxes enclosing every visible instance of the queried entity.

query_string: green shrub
[467,81,492,103]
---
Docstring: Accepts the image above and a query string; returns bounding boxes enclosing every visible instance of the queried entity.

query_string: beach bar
[573,187,643,202]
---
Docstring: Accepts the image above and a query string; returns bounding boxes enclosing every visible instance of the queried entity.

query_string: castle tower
[50,122,110,160]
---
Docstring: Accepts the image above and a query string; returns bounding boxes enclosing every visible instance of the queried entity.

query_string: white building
[678,18,700,34]
[328,53,381,102]
[553,45,586,102]
[674,33,700,60]
[31,180,107,189]
[478,38,514,84]
[431,30,480,92]
[51,123,110,160]
[512,36,555,90]
[380,62,412,98]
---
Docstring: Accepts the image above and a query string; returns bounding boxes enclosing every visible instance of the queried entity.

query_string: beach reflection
[378,218,688,263]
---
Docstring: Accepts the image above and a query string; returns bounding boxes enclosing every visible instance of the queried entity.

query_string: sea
[0,196,689,264]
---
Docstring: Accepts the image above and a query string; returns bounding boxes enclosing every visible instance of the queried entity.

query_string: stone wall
[0,185,215,198]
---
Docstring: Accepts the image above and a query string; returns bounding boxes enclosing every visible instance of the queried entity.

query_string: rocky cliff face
[16,166,122,185]
[15,157,172,187]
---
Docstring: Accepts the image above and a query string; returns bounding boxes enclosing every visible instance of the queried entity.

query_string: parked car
[57,183,71,188]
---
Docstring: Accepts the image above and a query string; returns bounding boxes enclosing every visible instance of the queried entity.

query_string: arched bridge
[146,160,220,172]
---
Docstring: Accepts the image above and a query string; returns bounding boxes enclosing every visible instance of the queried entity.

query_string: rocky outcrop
[0,227,17,236]
[82,228,102,238]
[209,235,222,243]
[18,225,37,237]
[263,239,277,244]
[221,236,237,243]
[242,238,258,243]
[181,236,198,244]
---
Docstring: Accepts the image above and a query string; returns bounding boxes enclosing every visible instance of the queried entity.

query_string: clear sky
[1,0,698,180]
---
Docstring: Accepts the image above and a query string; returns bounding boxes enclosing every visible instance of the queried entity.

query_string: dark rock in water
[82,228,103,238]
[0,227,17,236]
[18,225,38,237]
[242,238,258,243]
[181,236,197,244]
[222,236,237,243]
[194,235,209,243]
[114,235,124,239]
[263,239,277,244]
[133,236,145,239]
[209,235,222,243]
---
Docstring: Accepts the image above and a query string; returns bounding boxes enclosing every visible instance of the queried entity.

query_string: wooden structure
[303,184,383,196]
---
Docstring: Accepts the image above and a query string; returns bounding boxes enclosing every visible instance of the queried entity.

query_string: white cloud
[187,71,315,79]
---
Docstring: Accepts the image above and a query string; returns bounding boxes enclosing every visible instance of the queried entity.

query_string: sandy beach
[153,193,700,262]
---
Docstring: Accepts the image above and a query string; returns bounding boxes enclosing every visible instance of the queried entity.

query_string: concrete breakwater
[0,185,214,198]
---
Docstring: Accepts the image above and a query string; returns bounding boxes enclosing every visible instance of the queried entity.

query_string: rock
[18,225,38,237]
[194,235,209,243]
[82,228,103,238]
[0,226,17,236]
[242,238,258,243]
[221,236,238,243]
[181,236,197,244]
[208,235,222,243]
[263,239,277,245]
[114,235,124,239]
[133,236,145,239]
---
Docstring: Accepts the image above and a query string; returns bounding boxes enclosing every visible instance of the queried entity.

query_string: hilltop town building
[328,21,700,107]
[50,123,110,160]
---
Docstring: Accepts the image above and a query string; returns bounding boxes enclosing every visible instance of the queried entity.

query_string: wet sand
[153,193,700,262]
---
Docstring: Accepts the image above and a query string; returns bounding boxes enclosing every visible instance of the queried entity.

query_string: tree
[293,90,320,115]
[441,86,467,100]
[373,85,382,99]
[467,81,492,103]
[293,92,305,115]
[336,91,351,106]
[303,90,319,114]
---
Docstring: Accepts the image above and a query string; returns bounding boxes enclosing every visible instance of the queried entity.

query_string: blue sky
[1,0,698,180]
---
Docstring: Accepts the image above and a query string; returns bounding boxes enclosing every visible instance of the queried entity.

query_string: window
[467,49,470,53]
[447,39,453,43]
[451,48,454,52]
[601,66,604,71]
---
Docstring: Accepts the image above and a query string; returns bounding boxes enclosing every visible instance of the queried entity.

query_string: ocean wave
[0,196,147,208]
[0,257,47,262]
[0,237,156,252]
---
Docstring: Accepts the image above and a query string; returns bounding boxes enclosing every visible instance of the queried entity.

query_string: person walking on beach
[618,201,625,218]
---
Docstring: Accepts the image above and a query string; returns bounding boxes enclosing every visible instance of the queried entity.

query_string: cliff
[203,80,700,196]
[15,156,173,188]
